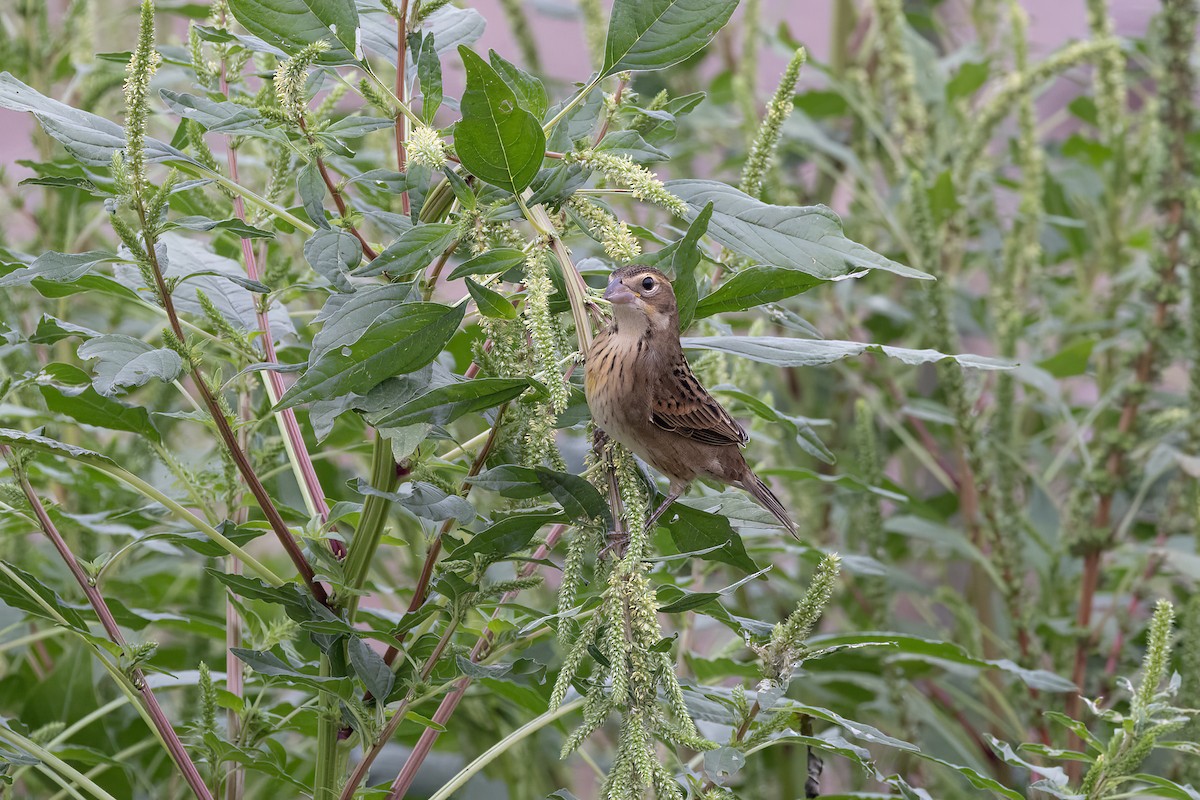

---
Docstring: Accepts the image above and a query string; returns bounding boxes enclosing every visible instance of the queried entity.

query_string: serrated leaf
[681,336,1013,370]
[278,302,465,408]
[467,465,612,527]
[348,637,394,702]
[355,222,458,277]
[0,428,114,466]
[304,229,361,292]
[455,46,545,194]
[695,266,826,318]
[448,247,526,280]
[602,0,739,77]
[465,278,517,319]
[369,377,530,428]
[668,180,932,280]
[77,335,184,395]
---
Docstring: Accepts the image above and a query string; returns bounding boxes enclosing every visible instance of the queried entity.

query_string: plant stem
[313,655,342,800]
[543,75,603,135]
[0,724,120,800]
[342,435,408,618]
[1,444,214,800]
[394,0,411,216]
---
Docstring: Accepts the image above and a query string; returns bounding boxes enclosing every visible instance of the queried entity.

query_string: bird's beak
[604,277,637,305]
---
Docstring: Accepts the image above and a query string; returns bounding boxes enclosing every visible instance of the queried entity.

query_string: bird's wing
[650,355,748,447]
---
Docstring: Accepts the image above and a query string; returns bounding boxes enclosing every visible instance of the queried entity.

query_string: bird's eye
[641,276,655,291]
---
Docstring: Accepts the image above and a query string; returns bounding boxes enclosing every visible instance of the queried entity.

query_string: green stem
[0,725,120,800]
[90,463,286,586]
[342,434,405,619]
[313,656,342,800]
[542,75,603,135]
[175,163,316,235]
[427,698,585,800]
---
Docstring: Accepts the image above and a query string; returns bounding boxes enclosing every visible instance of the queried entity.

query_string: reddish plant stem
[384,524,569,799]
[592,76,627,145]
[220,68,343,560]
[395,0,411,216]
[137,207,328,607]
[2,444,215,800]
[1102,530,1168,676]
[296,117,379,260]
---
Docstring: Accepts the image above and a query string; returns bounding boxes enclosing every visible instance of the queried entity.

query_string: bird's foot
[598,528,630,560]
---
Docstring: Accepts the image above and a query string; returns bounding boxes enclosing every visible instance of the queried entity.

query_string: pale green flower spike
[741,47,806,199]
[754,552,840,685]
[122,0,162,200]
[522,248,570,413]
[275,40,331,123]
[568,197,641,262]
[568,150,690,217]
[874,0,927,165]
[407,125,448,169]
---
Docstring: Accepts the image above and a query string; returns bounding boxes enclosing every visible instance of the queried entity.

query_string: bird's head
[603,266,677,334]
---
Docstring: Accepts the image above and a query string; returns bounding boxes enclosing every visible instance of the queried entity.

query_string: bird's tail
[744,472,798,539]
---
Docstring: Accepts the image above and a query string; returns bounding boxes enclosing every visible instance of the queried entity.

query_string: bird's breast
[585,330,650,447]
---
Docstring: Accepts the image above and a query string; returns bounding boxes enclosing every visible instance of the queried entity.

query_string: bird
[584,265,797,538]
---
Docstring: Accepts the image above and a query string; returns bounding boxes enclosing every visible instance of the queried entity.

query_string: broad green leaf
[358,4,483,65]
[409,32,443,124]
[595,130,669,162]
[227,0,360,63]
[465,278,517,319]
[0,562,90,631]
[681,336,1013,370]
[169,216,275,239]
[369,377,530,428]
[0,428,114,466]
[0,251,119,288]
[448,509,565,561]
[468,465,612,526]
[160,90,286,142]
[662,503,759,573]
[304,229,361,292]
[310,283,415,354]
[30,316,99,344]
[0,73,196,167]
[448,247,526,280]
[668,180,932,280]
[454,46,545,194]
[695,266,825,318]
[603,0,739,77]
[231,648,353,697]
[278,302,465,408]
[488,50,548,120]
[355,222,458,277]
[671,202,712,330]
[807,632,1078,692]
[77,335,184,395]
[348,637,394,702]
[355,479,475,523]
[38,367,161,442]
[297,161,329,229]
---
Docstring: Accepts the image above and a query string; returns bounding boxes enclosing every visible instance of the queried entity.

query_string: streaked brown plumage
[585,265,797,536]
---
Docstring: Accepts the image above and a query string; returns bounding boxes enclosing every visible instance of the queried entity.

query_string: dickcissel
[584,265,797,537]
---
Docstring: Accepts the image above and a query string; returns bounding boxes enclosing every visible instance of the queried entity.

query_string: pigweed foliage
[0,0,1197,797]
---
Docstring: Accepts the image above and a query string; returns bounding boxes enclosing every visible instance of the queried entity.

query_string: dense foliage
[0,0,1197,798]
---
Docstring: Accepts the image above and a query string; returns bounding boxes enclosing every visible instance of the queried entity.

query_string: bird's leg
[644,487,683,531]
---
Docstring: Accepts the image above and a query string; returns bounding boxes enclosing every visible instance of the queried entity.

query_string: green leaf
[468,465,612,527]
[1037,338,1094,378]
[304,229,361,292]
[77,335,185,395]
[671,202,711,330]
[488,50,548,120]
[602,0,739,77]
[169,216,276,239]
[595,129,670,162]
[0,251,120,288]
[297,161,329,229]
[0,428,114,466]
[945,60,990,102]
[448,247,526,280]
[355,222,458,277]
[695,266,824,318]
[668,180,932,280]
[465,278,517,319]
[226,0,360,63]
[38,372,161,443]
[30,316,99,344]
[681,336,1013,370]
[231,648,353,696]
[278,302,465,408]
[160,90,286,142]
[0,73,196,167]
[409,32,443,124]
[0,562,90,631]
[355,479,475,523]
[662,503,759,573]
[348,637,394,702]
[454,46,545,194]
[447,509,565,561]
[368,377,530,428]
